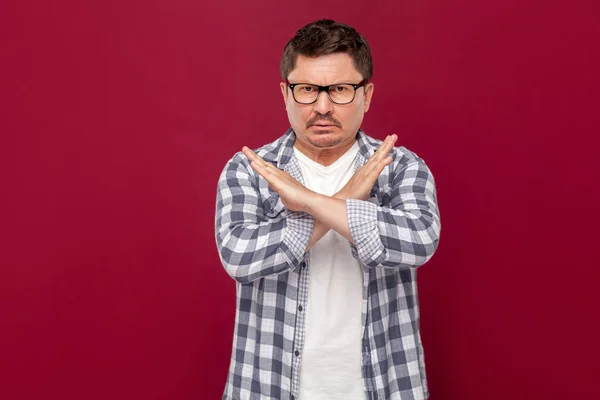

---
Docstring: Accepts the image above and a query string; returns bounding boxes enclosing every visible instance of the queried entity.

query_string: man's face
[280,53,374,152]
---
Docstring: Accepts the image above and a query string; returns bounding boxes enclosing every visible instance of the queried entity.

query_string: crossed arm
[215,134,440,283]
[242,135,397,247]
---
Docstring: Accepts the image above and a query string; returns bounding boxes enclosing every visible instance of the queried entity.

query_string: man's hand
[242,134,397,246]
[242,146,316,212]
[335,134,397,200]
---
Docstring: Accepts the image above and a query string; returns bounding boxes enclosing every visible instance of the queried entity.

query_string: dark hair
[280,19,373,81]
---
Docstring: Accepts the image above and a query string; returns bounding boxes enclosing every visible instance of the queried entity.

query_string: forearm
[216,153,315,283]
[304,194,354,243]
[217,212,313,283]
[306,218,332,251]
[343,158,441,269]
[346,199,440,268]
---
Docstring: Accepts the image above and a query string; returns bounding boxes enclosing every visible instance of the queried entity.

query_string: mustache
[306,115,342,128]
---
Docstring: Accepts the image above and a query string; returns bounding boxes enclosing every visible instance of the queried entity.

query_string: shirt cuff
[346,199,384,267]
[282,210,314,266]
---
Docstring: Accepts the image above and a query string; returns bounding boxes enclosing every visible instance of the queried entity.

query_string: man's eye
[302,86,314,92]
[334,86,347,92]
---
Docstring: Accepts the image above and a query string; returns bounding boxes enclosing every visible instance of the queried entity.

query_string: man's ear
[364,82,375,112]
[280,82,289,104]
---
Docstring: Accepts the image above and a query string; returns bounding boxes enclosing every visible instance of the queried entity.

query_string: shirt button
[295,350,300,357]
[298,305,303,311]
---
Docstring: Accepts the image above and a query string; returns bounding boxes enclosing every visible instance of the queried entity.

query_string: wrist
[304,192,328,216]
[333,190,348,200]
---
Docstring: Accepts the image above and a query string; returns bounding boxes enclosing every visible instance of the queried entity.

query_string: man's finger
[242,146,256,161]
[364,139,385,170]
[249,159,265,175]
[243,146,270,170]
[378,135,396,158]
[370,136,388,161]
[371,135,396,163]
[364,136,394,175]
[365,156,391,180]
[249,160,288,195]
[374,156,393,175]
[250,160,276,183]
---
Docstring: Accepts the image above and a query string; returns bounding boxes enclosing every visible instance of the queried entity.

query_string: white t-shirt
[294,142,366,400]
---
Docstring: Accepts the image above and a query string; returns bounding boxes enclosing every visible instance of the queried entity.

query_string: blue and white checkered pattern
[215,129,441,400]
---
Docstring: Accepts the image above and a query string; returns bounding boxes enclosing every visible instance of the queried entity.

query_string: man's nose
[313,89,335,114]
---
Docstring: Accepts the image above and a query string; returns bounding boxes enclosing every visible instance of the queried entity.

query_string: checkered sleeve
[346,158,441,269]
[215,153,314,283]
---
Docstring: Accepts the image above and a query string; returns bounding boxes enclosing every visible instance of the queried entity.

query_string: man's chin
[307,132,343,148]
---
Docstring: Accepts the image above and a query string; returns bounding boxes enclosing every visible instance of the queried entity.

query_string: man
[215,19,441,400]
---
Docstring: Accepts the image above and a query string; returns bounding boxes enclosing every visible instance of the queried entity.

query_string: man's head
[279,19,375,162]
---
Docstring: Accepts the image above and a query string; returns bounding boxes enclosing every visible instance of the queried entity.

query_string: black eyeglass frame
[285,79,368,105]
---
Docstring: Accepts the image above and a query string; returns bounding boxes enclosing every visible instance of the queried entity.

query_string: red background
[2,1,599,399]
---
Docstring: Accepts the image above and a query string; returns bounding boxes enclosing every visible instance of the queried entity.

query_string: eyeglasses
[286,79,367,105]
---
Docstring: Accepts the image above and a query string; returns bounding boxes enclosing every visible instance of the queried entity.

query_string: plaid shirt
[215,129,441,400]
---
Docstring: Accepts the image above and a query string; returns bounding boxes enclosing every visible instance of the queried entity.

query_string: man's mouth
[311,122,337,127]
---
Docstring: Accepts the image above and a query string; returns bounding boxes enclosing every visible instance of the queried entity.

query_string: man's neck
[293,138,357,167]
